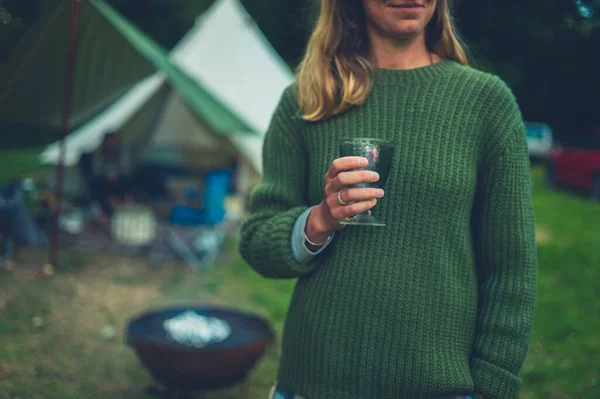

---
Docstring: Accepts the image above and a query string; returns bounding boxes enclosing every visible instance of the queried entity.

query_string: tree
[0,0,45,62]
[455,0,599,139]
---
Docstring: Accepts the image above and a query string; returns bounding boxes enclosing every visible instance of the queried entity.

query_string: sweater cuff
[291,206,335,265]
[471,358,521,399]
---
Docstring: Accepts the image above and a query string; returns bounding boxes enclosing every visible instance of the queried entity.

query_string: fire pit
[126,306,275,395]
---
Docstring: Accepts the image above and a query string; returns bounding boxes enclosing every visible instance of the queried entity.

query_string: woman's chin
[388,23,425,39]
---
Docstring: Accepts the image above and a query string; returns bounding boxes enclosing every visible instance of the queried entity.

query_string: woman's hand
[305,156,384,244]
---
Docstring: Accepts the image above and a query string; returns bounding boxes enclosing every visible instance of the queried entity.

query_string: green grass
[520,167,600,398]
[0,165,598,398]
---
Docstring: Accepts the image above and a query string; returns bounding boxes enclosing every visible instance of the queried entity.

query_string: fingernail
[360,158,368,166]
[377,189,384,197]
[371,172,379,181]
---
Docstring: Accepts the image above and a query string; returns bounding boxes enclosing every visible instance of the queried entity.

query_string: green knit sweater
[240,60,537,399]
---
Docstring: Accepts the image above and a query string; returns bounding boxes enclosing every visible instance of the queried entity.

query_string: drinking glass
[338,138,394,227]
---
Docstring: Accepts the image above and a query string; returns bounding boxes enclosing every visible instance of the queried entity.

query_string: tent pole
[50,0,80,267]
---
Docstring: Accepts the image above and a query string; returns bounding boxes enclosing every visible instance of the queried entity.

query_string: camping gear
[148,224,226,270]
[111,204,157,246]
[201,170,232,226]
[152,169,232,269]
[169,170,232,227]
[168,206,204,226]
[59,208,85,234]
[126,306,274,393]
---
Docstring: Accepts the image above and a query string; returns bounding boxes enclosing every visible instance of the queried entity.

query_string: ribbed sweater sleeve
[239,86,326,278]
[470,79,538,399]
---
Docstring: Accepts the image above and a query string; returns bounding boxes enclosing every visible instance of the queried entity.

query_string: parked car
[547,137,600,201]
[525,122,554,159]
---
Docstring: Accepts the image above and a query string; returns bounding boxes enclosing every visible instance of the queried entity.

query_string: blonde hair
[296,0,469,122]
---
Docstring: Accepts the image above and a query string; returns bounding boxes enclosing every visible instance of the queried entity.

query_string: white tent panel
[172,0,294,133]
[229,135,263,178]
[41,73,165,166]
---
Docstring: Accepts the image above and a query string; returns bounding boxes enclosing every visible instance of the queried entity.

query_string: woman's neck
[368,33,433,70]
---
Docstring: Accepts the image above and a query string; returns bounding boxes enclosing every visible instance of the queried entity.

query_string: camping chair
[149,170,232,269]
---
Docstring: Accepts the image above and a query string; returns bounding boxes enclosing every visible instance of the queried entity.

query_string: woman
[240,1,537,398]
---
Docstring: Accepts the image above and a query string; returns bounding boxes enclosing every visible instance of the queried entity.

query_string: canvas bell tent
[39,0,295,198]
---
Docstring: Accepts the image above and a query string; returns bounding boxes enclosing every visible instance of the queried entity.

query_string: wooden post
[50,0,80,267]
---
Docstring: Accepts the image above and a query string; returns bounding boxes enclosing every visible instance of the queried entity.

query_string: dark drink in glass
[339,138,394,227]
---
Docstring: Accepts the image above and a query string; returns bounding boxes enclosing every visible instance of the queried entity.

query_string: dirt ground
[0,247,286,399]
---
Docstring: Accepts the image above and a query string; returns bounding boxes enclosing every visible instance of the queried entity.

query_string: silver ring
[337,189,349,206]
